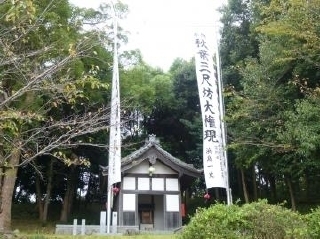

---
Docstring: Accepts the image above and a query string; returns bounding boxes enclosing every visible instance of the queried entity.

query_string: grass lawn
[25,235,178,239]
[12,219,178,239]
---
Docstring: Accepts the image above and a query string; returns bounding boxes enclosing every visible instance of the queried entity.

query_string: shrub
[180,203,249,239]
[179,200,307,239]
[305,207,320,239]
[241,200,306,238]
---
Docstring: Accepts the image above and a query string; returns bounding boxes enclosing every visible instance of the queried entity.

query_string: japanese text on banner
[194,33,227,189]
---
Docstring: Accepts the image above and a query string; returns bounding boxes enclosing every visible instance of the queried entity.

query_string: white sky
[69,0,227,71]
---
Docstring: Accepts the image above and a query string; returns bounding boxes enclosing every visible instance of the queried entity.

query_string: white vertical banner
[108,13,121,187]
[107,7,122,234]
[194,32,227,189]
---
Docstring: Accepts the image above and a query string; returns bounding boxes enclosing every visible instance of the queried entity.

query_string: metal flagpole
[215,31,232,205]
[107,2,121,233]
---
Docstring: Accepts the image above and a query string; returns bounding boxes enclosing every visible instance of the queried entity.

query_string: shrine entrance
[138,194,164,231]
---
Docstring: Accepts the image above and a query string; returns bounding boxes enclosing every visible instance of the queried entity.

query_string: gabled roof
[101,135,203,178]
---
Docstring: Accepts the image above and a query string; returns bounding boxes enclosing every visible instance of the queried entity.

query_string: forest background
[1,0,320,234]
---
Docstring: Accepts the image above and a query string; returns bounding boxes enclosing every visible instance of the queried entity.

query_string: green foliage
[181,203,248,239]
[243,201,306,238]
[145,58,202,165]
[219,0,320,205]
[0,0,131,231]
[0,0,120,167]
[258,0,320,71]
[180,200,306,239]
[120,63,170,115]
[279,93,320,157]
[219,0,260,90]
[304,207,320,239]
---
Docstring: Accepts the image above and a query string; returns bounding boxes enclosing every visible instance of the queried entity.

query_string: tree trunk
[42,158,54,223]
[304,174,310,203]
[60,166,77,222]
[252,166,258,201]
[237,169,242,199]
[35,175,44,221]
[0,144,20,232]
[240,167,250,203]
[285,176,296,211]
[268,174,277,203]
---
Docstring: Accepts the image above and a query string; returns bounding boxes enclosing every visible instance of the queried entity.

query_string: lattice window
[165,212,179,229]
[123,212,135,226]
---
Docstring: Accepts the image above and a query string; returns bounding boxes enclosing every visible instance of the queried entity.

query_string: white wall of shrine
[122,176,179,192]
[127,160,176,174]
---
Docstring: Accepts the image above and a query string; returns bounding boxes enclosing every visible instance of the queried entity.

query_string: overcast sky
[69,0,227,71]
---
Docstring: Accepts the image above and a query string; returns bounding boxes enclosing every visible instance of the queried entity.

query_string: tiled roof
[101,135,203,177]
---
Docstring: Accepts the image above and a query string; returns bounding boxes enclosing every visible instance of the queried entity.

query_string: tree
[219,0,260,90]
[143,58,202,164]
[221,0,320,208]
[0,0,129,231]
[119,62,173,152]
[219,0,262,201]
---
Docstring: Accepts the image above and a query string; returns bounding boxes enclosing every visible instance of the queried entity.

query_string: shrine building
[100,135,202,233]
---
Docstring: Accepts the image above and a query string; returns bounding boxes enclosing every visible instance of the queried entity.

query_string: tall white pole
[107,2,121,233]
[106,187,112,233]
[215,32,232,205]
